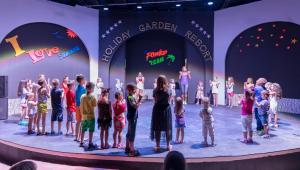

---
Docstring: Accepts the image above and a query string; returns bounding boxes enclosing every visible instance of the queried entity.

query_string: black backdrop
[126,30,185,88]
[226,22,300,99]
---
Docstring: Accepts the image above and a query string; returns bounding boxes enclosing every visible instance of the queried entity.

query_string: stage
[1,102,300,159]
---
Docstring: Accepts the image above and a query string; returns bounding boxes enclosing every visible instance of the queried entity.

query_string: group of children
[239,77,282,143]
[17,74,282,156]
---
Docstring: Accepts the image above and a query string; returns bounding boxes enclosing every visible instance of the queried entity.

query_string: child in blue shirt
[256,90,270,138]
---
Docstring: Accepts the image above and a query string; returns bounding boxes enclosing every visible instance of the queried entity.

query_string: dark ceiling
[49,0,261,11]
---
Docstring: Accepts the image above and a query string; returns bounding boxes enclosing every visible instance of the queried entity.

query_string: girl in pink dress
[113,92,126,148]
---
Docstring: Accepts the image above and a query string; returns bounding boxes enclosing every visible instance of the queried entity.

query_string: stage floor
[1,102,300,158]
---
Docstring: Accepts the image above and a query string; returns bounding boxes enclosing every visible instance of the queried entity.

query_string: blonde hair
[52,79,59,87]
[174,97,184,115]
[156,75,168,91]
[246,78,253,84]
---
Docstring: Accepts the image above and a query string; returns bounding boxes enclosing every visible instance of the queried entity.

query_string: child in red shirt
[112,92,126,148]
[66,80,76,136]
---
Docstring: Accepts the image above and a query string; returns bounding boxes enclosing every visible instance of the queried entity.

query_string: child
[94,77,104,99]
[244,77,254,92]
[66,80,76,135]
[153,79,157,89]
[210,77,220,107]
[199,97,215,146]
[80,82,97,149]
[226,77,235,108]
[50,79,64,135]
[115,79,123,93]
[174,97,185,144]
[269,83,282,128]
[256,90,270,138]
[37,79,50,135]
[27,93,37,135]
[195,81,204,105]
[18,80,29,123]
[169,79,176,105]
[75,74,86,142]
[125,84,142,156]
[239,91,254,143]
[113,92,126,148]
[98,89,112,149]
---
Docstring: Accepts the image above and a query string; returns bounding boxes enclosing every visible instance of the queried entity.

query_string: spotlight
[176,4,181,7]
[103,7,109,11]
[208,1,214,6]
[137,5,142,9]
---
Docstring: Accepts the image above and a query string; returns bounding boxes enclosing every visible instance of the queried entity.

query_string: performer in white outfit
[195,81,204,105]
[269,83,282,128]
[136,72,145,95]
[94,77,104,99]
[115,79,123,92]
[210,77,220,107]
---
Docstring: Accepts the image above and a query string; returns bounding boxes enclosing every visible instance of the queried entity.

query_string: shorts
[37,102,47,114]
[259,114,268,126]
[51,110,63,122]
[241,115,252,132]
[126,118,137,142]
[76,107,82,122]
[227,92,234,97]
[67,110,75,122]
[82,119,95,132]
[28,106,37,118]
[181,84,189,94]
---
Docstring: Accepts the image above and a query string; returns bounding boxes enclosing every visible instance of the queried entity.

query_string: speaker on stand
[0,76,8,120]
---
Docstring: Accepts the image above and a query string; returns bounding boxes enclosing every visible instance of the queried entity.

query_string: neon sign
[145,49,175,66]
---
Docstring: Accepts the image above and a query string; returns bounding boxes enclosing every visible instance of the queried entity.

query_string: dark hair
[164,151,186,170]
[85,82,94,91]
[67,80,74,88]
[101,88,110,95]
[76,74,84,83]
[115,91,123,99]
[126,83,137,92]
[10,160,37,170]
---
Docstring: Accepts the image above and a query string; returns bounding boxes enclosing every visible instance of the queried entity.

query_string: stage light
[103,7,109,11]
[137,5,142,9]
[176,4,181,7]
[208,1,214,5]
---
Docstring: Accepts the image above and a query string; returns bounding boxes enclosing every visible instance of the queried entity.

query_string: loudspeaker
[0,76,8,98]
[0,98,8,120]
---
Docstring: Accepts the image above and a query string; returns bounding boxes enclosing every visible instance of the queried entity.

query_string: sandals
[128,150,140,157]
[154,146,161,152]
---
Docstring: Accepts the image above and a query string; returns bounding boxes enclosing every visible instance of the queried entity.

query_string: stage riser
[1,140,300,170]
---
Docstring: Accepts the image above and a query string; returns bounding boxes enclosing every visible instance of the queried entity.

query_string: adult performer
[179,66,191,105]
[136,72,145,95]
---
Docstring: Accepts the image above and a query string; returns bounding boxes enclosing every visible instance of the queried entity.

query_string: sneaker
[240,139,247,144]
[58,131,63,136]
[274,124,279,128]
[247,139,254,144]
[27,130,35,135]
[79,143,84,147]
[262,134,270,139]
[88,143,97,150]
[125,147,130,154]
[257,130,264,136]
[201,141,209,147]
[50,131,56,135]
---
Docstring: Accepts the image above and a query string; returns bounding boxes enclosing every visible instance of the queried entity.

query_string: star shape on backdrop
[236,22,298,53]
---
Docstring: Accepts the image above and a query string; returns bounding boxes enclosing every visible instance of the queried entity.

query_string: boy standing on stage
[79,82,97,149]
[50,79,64,135]
[75,74,86,142]
[125,84,142,156]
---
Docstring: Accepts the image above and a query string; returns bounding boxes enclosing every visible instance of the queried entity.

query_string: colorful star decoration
[236,23,298,53]
[66,29,78,38]
[291,38,298,44]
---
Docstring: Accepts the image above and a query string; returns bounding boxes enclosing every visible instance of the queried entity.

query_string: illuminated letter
[5,35,25,56]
